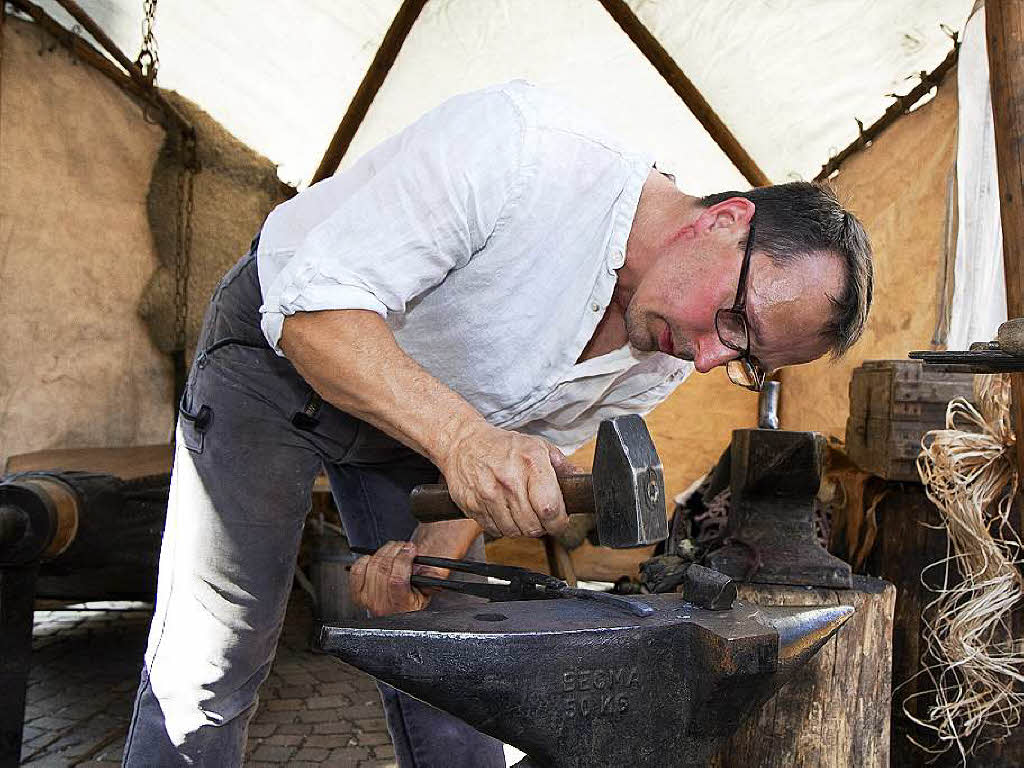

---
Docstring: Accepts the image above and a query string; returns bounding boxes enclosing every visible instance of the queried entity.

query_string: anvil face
[319,595,852,768]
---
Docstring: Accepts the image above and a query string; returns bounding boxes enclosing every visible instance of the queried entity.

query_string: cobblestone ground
[19,593,397,767]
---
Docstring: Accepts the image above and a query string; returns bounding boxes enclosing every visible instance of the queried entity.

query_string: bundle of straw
[911,374,1024,759]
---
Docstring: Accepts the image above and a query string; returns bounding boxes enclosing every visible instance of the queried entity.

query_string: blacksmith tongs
[349,545,653,618]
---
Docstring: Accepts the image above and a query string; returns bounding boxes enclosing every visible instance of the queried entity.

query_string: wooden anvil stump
[711,577,896,768]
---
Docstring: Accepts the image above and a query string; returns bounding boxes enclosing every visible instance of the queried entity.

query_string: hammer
[409,414,668,549]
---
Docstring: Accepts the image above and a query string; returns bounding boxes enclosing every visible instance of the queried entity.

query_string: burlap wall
[0,17,171,466]
[138,92,290,360]
[780,73,957,436]
[0,12,757,499]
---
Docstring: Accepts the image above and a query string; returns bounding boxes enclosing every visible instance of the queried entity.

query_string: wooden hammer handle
[409,474,595,523]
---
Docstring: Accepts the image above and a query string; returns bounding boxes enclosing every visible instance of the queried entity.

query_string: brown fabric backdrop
[781,73,958,437]
[0,17,171,466]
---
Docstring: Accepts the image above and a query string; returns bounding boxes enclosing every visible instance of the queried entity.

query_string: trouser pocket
[178,397,211,454]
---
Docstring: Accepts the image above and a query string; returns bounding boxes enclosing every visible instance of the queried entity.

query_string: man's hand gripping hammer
[410,414,668,549]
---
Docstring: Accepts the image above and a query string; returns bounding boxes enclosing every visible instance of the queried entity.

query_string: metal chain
[136,0,159,84]
[173,132,198,352]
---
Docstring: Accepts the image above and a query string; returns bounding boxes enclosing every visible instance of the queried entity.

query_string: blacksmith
[123,80,873,767]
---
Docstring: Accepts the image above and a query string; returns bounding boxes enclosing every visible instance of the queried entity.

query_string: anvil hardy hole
[473,612,509,622]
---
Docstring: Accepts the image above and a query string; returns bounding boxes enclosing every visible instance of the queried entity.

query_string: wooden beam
[310,0,428,185]
[52,0,141,87]
[11,0,192,140]
[50,0,193,138]
[816,43,959,182]
[595,0,770,188]
[11,0,144,99]
[986,0,1024,484]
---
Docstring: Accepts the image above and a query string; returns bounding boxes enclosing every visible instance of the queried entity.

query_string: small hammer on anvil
[409,414,668,549]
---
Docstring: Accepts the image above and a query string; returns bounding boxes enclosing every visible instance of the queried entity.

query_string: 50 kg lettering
[563,692,629,718]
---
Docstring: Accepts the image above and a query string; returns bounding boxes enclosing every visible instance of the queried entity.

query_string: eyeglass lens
[716,309,749,353]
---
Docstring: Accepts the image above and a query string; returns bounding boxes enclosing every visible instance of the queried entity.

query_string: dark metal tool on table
[348,545,653,617]
[408,414,667,549]
[320,585,854,768]
[910,317,1024,372]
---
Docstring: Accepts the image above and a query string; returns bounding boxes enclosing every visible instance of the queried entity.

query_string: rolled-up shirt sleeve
[259,88,527,353]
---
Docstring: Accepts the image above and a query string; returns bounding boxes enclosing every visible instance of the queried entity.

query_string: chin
[624,310,658,353]
[630,329,658,353]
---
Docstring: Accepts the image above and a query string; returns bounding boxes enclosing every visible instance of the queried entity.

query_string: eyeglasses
[714,214,767,391]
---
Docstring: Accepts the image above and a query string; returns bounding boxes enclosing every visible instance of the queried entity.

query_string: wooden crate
[846,360,975,481]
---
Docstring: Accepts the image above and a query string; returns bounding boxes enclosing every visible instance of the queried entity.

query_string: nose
[694,336,739,374]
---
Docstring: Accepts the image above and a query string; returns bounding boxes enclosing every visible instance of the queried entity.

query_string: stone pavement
[19,593,399,767]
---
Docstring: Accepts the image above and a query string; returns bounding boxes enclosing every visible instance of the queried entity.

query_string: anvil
[319,594,852,767]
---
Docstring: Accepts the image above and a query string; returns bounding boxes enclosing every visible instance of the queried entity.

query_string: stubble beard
[623,302,655,353]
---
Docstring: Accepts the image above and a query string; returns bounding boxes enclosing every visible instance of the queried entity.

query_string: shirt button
[591,302,601,312]
[609,249,625,268]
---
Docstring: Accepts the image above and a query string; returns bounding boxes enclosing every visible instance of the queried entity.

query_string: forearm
[279,309,486,470]
[281,308,570,542]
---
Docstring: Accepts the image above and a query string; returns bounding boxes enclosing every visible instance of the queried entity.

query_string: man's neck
[617,172,700,302]
[576,173,699,363]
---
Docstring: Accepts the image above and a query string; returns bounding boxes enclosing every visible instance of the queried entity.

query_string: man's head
[622,180,873,385]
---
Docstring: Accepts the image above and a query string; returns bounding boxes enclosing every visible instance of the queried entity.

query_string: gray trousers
[122,247,504,767]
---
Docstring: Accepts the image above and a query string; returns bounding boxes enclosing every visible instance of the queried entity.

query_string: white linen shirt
[257,81,691,453]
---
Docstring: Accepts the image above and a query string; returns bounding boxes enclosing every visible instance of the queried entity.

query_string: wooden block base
[711,577,895,768]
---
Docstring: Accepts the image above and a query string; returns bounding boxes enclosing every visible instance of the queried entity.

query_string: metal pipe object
[757,380,780,429]
[320,593,853,767]
[0,505,27,549]
[0,471,168,766]
[0,476,79,564]
[0,472,166,595]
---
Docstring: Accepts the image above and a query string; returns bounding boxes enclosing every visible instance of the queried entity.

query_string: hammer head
[592,415,667,548]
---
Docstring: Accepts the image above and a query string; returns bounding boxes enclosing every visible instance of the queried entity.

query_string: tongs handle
[348,545,537,582]
[409,575,517,601]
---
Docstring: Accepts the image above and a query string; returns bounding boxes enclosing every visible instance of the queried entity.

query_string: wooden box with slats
[845,360,975,482]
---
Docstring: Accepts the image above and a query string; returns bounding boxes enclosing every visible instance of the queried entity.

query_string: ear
[693,196,755,236]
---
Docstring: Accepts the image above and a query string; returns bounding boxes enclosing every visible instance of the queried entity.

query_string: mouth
[658,326,674,355]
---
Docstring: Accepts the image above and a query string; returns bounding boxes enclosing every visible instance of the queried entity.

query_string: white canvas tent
[31,0,968,191]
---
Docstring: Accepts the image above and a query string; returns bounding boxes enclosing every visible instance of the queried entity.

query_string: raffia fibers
[911,374,1024,758]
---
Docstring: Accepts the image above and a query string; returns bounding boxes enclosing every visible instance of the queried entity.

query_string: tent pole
[986,0,1024,490]
[9,0,145,101]
[51,0,143,88]
[815,43,959,182]
[310,0,428,185]
[595,0,770,188]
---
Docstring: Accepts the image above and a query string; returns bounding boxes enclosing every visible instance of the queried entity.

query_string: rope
[908,373,1024,759]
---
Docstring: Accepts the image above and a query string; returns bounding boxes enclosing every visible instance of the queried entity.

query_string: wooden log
[710,576,895,768]
[866,482,1024,767]
[986,0,1024,485]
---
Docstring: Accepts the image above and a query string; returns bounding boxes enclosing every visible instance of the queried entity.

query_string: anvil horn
[319,595,853,768]
[756,604,855,672]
